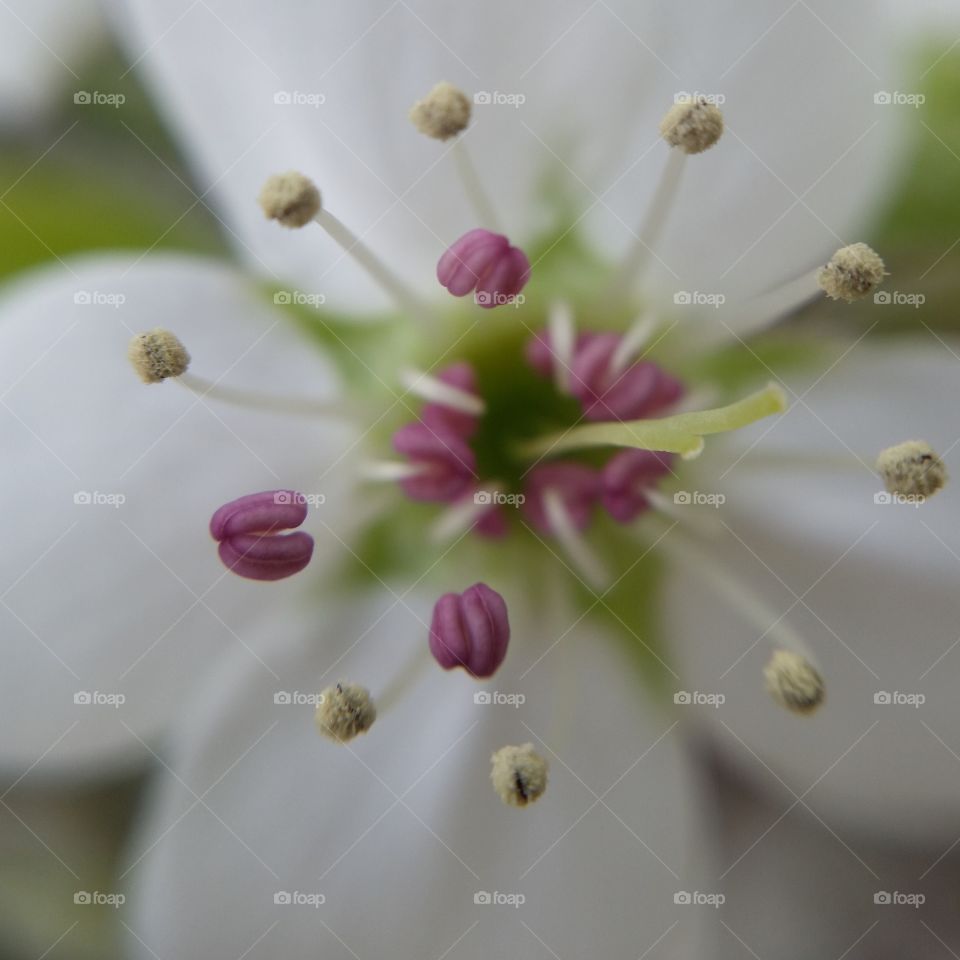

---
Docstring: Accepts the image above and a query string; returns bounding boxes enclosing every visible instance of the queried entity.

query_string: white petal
[115,0,900,308]
[0,254,356,778]
[125,586,717,958]
[666,339,960,842]
[0,0,103,127]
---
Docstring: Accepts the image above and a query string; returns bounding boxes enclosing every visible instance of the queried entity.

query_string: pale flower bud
[409,81,471,140]
[817,243,886,302]
[876,440,947,499]
[764,649,824,716]
[659,97,724,154]
[490,743,548,807]
[259,171,321,228]
[315,682,376,742]
[128,329,190,383]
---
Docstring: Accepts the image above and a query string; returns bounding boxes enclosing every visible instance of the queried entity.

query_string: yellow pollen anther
[128,329,190,383]
[259,171,321,228]
[409,82,472,140]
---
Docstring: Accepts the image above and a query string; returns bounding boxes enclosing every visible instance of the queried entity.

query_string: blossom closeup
[1,1,947,958]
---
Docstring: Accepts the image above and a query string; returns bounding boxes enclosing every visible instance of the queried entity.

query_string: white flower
[0,0,945,955]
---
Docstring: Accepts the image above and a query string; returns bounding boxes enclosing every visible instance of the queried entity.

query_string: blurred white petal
[0,254,355,778]
[126,586,717,958]
[115,0,901,309]
[666,340,960,842]
[0,0,103,128]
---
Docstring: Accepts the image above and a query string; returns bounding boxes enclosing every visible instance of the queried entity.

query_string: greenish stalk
[517,382,787,461]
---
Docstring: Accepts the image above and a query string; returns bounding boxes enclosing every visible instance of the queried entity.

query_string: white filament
[400,368,485,415]
[543,488,608,590]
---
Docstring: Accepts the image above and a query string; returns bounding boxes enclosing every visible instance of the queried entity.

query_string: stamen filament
[517,382,787,462]
[543,488,608,590]
[376,644,434,714]
[400,368,485,415]
[547,300,576,393]
[430,492,498,543]
[176,372,345,419]
[604,150,686,306]
[609,311,658,377]
[644,489,723,538]
[659,528,816,662]
[701,270,821,347]
[453,138,501,231]
[314,208,431,319]
[360,460,429,482]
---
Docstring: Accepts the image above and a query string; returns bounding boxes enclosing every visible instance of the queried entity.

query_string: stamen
[700,242,889,348]
[658,529,817,666]
[644,488,724,538]
[604,149,685,305]
[258,171,321,228]
[400,367,485,415]
[764,648,825,716]
[547,300,576,393]
[176,372,344,419]
[609,311,659,378]
[260,172,430,319]
[408,81,499,229]
[517,382,787,461]
[376,645,433,715]
[817,242,887,302]
[437,228,531,309]
[210,490,314,581]
[429,488,506,543]
[876,440,947,499]
[128,329,190,383]
[315,682,376,743]
[360,460,430,482]
[659,96,724,155]
[605,97,724,307]
[542,487,608,590]
[392,422,477,502]
[453,139,502,231]
[429,583,510,678]
[490,743,548,808]
[600,449,674,523]
[408,81,471,141]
